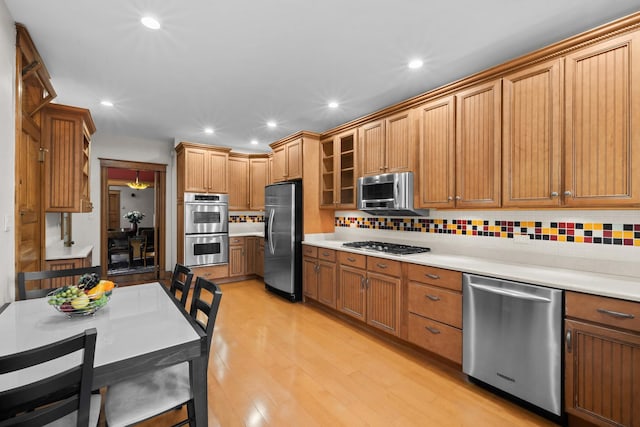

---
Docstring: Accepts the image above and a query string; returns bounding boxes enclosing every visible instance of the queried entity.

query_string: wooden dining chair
[104,277,222,427]
[16,265,102,300]
[169,263,194,309]
[128,235,146,268]
[0,328,100,427]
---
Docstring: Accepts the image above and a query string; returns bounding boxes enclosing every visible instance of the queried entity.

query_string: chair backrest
[169,263,194,308]
[139,228,154,248]
[0,328,97,426]
[189,277,222,357]
[16,265,102,301]
[128,235,146,260]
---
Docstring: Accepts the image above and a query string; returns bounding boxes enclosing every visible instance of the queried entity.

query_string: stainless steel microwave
[356,172,429,216]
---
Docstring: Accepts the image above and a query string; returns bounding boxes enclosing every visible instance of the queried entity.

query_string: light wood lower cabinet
[44,251,93,288]
[337,253,402,336]
[302,247,337,308]
[406,264,462,364]
[229,237,247,277]
[565,292,640,427]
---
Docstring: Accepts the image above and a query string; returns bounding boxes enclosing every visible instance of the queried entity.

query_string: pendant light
[127,171,149,190]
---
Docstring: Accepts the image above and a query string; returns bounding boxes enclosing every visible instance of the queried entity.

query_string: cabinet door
[338,265,366,321]
[317,260,336,308]
[183,148,209,193]
[271,145,286,182]
[228,156,249,210]
[246,237,257,275]
[44,258,84,289]
[503,59,562,207]
[385,110,414,174]
[336,130,357,208]
[207,151,229,193]
[565,32,640,207]
[286,138,303,180]
[360,119,385,176]
[303,257,318,299]
[229,238,246,277]
[366,272,401,336]
[319,137,336,207]
[249,157,269,210]
[565,319,640,426]
[256,239,264,277]
[456,80,502,208]
[416,96,456,208]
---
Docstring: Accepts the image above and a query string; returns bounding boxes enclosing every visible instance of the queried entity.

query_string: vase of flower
[123,210,145,234]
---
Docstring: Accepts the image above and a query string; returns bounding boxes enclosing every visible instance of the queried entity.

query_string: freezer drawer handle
[468,282,551,302]
[425,273,440,280]
[597,308,635,319]
[425,294,440,301]
[425,326,441,335]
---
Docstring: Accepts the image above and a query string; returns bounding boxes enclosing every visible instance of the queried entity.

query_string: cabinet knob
[379,167,385,171]
[550,191,559,197]
[455,196,461,200]
[564,190,573,196]
[447,196,453,201]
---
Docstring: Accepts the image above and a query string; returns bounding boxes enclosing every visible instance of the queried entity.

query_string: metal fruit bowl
[47,281,115,318]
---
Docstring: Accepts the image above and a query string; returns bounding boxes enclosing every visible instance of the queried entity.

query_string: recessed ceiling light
[267,121,277,128]
[408,59,423,69]
[141,16,161,30]
[204,127,214,134]
[250,139,259,145]
[328,101,339,109]
[100,100,114,107]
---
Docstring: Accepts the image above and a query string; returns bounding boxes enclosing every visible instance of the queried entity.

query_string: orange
[101,280,115,292]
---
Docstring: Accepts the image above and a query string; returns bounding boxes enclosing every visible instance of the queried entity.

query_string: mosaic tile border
[335,217,640,247]
[229,215,264,223]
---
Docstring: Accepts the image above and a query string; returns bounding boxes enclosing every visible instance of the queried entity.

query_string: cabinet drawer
[566,291,640,333]
[407,264,462,291]
[367,256,401,277]
[229,237,245,246]
[338,251,366,269]
[408,282,462,328]
[318,248,336,262]
[302,245,317,258]
[408,313,462,364]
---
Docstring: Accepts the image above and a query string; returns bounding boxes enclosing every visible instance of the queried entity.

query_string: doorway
[99,159,166,282]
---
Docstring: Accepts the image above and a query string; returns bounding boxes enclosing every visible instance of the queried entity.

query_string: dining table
[0,282,208,426]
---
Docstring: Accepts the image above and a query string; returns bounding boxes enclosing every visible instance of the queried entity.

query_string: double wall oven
[184,193,229,266]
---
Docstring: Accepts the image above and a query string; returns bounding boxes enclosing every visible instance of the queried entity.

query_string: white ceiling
[5,1,640,153]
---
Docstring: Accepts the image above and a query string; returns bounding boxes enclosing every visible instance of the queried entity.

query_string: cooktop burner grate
[342,241,431,255]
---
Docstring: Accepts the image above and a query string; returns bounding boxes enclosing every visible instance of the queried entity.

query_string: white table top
[0,282,201,391]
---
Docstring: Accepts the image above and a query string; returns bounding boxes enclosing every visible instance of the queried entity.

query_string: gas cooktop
[342,241,431,255]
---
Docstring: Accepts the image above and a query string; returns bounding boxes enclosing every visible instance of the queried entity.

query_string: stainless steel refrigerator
[263,180,302,301]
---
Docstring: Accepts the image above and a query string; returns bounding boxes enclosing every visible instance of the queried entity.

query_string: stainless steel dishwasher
[463,273,563,416]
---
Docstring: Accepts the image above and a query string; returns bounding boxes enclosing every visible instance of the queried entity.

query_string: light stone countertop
[228,231,264,238]
[302,239,640,303]
[45,244,93,261]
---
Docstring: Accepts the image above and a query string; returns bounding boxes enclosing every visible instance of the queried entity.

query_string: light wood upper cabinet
[416,95,456,208]
[228,154,249,210]
[42,104,96,212]
[564,31,640,207]
[176,142,230,195]
[455,80,502,208]
[320,129,357,209]
[502,59,562,208]
[271,138,302,182]
[359,110,415,177]
[249,156,269,210]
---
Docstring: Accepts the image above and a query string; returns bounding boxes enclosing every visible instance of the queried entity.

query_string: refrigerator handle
[268,208,276,255]
[264,210,269,242]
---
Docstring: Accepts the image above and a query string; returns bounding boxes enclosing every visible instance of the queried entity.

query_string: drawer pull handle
[597,308,635,319]
[322,252,330,257]
[566,330,572,353]
[425,326,440,335]
[425,273,440,280]
[347,257,356,262]
[426,294,440,301]
[376,263,388,269]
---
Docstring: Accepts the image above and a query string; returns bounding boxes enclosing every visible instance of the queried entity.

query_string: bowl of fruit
[47,273,116,318]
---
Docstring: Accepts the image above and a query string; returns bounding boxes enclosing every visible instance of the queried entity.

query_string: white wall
[0,3,15,304]
[110,185,155,229]
[72,133,175,270]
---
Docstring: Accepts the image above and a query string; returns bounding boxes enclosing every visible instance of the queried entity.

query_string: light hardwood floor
[122,279,558,427]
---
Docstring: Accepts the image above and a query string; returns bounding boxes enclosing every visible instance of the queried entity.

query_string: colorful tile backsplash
[229,215,264,223]
[335,216,640,247]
